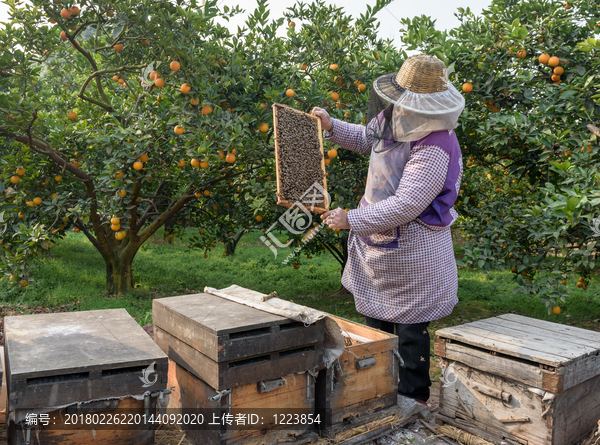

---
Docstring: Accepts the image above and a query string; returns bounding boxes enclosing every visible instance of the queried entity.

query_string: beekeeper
[311,55,464,405]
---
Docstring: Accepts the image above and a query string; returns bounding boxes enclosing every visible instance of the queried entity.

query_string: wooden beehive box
[273,103,329,213]
[153,293,324,390]
[435,314,600,445]
[315,316,399,436]
[4,308,168,444]
[167,359,319,445]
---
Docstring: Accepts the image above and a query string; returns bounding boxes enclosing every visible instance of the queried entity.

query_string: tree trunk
[223,229,248,256]
[106,256,134,294]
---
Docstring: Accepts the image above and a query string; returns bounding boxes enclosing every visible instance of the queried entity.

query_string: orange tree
[0,0,400,293]
[400,0,600,310]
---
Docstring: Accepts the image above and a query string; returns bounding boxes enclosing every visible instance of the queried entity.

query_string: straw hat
[372,55,449,103]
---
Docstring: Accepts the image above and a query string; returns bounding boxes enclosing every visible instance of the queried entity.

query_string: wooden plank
[440,341,545,389]
[5,309,166,380]
[272,103,329,213]
[552,373,600,445]
[436,324,571,367]
[8,359,168,411]
[470,317,600,357]
[497,314,600,346]
[7,397,156,445]
[155,326,323,390]
[438,360,551,445]
[154,294,323,362]
[559,353,600,391]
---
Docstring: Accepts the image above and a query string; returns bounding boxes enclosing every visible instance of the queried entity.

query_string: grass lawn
[2,230,600,367]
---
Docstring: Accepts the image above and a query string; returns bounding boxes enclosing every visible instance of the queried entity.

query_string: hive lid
[153,293,325,362]
[5,308,167,380]
[435,313,600,368]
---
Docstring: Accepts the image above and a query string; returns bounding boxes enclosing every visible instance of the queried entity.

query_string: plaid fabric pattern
[324,118,459,323]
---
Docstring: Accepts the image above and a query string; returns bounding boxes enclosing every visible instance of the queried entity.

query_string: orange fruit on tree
[68,111,77,120]
[18,212,24,218]
[577,281,583,288]
[256,215,263,222]
[538,53,550,64]
[60,8,71,18]
[195,192,202,198]
[51,193,58,199]
[149,71,159,80]
[328,149,338,158]
[110,223,120,231]
[174,125,184,135]
[204,190,211,196]
[16,167,25,176]
[324,158,330,165]
[141,39,149,45]
[60,31,68,40]
[55,175,62,182]
[552,306,561,314]
[180,83,191,94]
[115,230,126,240]
[190,159,200,168]
[462,82,473,93]
[225,153,236,163]
[190,97,199,106]
[201,105,213,115]
[177,159,186,167]
[299,63,307,70]
[115,170,124,179]
[33,197,42,205]
[112,75,119,81]
[139,154,149,163]
[113,44,123,51]
[133,161,143,170]
[20,280,28,287]
[554,66,564,75]
[50,18,56,24]
[548,56,560,67]
[117,78,125,84]
[551,74,561,82]
[154,78,165,88]
[118,189,126,197]
[329,63,339,71]
[331,92,339,101]
[286,89,295,98]
[70,6,80,15]
[259,123,269,133]
[200,160,209,169]
[289,21,295,27]
[26,201,34,207]
[170,61,180,71]
[517,49,527,59]
[358,83,367,92]
[217,150,225,159]
[10,175,20,184]
[110,216,120,225]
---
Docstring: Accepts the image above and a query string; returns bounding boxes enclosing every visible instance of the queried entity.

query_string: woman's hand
[321,208,350,230]
[311,107,333,131]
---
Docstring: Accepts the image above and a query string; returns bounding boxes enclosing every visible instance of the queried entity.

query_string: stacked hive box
[435,314,600,445]
[153,293,325,445]
[315,316,400,439]
[4,309,168,445]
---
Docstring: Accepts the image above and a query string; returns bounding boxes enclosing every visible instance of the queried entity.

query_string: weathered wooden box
[273,103,329,213]
[167,359,319,445]
[4,309,168,445]
[435,314,600,445]
[315,316,399,436]
[153,293,324,390]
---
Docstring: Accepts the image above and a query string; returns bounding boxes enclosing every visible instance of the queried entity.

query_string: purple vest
[358,129,461,247]
[413,130,462,226]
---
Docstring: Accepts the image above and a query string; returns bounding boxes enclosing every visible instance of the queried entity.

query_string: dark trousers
[365,316,431,402]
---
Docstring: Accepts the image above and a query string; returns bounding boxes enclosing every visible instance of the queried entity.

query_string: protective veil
[363,73,465,205]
